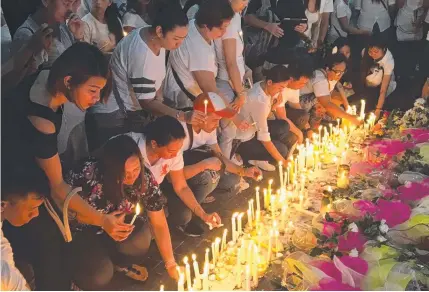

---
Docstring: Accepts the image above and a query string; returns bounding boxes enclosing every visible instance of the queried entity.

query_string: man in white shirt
[163,0,235,110]
[1,168,50,291]
[162,93,262,236]
[127,116,222,238]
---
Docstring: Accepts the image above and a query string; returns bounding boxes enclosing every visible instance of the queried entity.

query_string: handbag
[365,63,384,87]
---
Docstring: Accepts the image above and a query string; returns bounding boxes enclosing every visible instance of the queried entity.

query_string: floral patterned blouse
[64,158,167,232]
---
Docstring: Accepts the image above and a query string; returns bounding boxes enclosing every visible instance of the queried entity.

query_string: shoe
[248,160,276,171]
[177,221,204,237]
[231,154,243,166]
[237,178,250,193]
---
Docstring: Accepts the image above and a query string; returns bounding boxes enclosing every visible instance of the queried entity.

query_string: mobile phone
[244,78,253,89]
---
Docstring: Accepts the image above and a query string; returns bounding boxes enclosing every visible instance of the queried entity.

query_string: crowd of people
[1,0,428,290]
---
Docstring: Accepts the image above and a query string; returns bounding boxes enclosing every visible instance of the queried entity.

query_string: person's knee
[295,111,310,129]
[74,258,114,290]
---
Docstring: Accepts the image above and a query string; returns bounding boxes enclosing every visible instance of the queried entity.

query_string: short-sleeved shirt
[306,0,334,40]
[328,0,352,42]
[236,81,273,142]
[214,13,245,82]
[65,158,166,232]
[127,132,185,184]
[13,17,75,68]
[377,49,395,77]
[356,0,394,33]
[122,11,149,29]
[91,27,166,113]
[163,19,217,109]
[300,70,338,97]
[276,87,301,108]
[180,121,218,151]
[82,13,117,52]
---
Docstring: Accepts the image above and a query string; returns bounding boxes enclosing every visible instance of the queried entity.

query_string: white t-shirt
[395,0,424,41]
[164,19,217,109]
[305,0,334,41]
[356,0,394,32]
[214,13,245,82]
[1,221,29,291]
[377,49,395,76]
[300,70,338,96]
[91,27,166,113]
[127,132,184,184]
[82,13,117,52]
[276,87,301,108]
[122,11,148,29]
[180,121,218,151]
[236,81,273,142]
[328,0,352,42]
[13,17,75,68]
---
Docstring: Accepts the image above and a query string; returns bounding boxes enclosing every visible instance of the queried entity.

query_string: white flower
[379,220,389,234]
[348,223,359,233]
[377,235,387,242]
[349,248,359,257]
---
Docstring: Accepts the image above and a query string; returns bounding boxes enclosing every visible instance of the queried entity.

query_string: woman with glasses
[299,52,361,129]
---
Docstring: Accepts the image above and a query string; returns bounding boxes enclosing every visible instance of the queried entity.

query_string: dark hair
[151,2,189,34]
[99,135,145,205]
[324,52,348,70]
[304,0,321,12]
[360,36,388,83]
[195,0,234,30]
[105,3,124,44]
[1,166,50,203]
[263,65,293,83]
[332,37,351,52]
[47,42,112,103]
[367,36,388,51]
[287,50,315,79]
[144,115,186,147]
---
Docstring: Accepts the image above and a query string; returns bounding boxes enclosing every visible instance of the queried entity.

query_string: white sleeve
[323,0,334,13]
[336,3,348,18]
[206,131,218,146]
[382,57,395,75]
[251,101,271,142]
[221,16,237,40]
[188,46,215,72]
[128,50,157,100]
[171,153,185,171]
[82,20,92,44]
[1,261,29,291]
[312,72,331,97]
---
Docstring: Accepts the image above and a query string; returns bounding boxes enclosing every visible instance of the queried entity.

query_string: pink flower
[397,181,429,202]
[311,261,342,281]
[322,222,342,237]
[402,129,429,143]
[338,232,366,252]
[339,256,368,276]
[312,278,360,291]
[375,199,411,227]
[369,140,415,156]
[353,200,379,217]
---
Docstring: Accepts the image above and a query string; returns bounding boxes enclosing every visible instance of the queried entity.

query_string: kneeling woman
[65,135,178,290]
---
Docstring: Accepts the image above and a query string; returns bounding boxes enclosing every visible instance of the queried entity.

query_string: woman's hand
[232,113,250,131]
[184,110,207,125]
[231,93,246,111]
[67,13,85,41]
[102,211,134,242]
[202,212,222,228]
[294,23,308,33]
[244,166,263,181]
[264,23,284,38]
[167,264,180,281]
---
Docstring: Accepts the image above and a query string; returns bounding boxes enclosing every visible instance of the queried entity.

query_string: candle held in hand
[130,203,141,225]
[204,99,208,114]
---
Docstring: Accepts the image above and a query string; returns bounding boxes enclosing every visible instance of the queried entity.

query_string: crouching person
[64,135,179,289]
[165,93,262,237]
[127,116,222,239]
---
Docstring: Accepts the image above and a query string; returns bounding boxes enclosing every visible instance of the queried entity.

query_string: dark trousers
[68,220,152,290]
[285,107,310,131]
[162,152,220,227]
[236,119,290,163]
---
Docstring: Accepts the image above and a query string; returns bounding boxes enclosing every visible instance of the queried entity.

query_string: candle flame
[183,256,189,264]
[278,160,283,166]
[204,99,208,105]
[215,237,221,243]
[268,179,273,184]
[192,254,197,261]
[223,229,228,235]
[135,203,141,215]
[205,248,209,253]
[255,186,260,191]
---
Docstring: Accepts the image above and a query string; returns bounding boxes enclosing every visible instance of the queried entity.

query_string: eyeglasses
[330,68,347,76]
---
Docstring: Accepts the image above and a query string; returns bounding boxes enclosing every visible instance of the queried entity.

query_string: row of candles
[167,101,377,291]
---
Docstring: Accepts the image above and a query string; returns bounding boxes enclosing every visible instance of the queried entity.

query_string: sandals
[116,264,149,282]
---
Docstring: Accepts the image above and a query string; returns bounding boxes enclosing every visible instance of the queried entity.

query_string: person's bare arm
[337,16,370,35]
[244,14,284,38]
[317,95,360,125]
[318,12,330,46]
[223,38,246,108]
[261,140,289,164]
[374,74,392,118]
[335,82,350,109]
[182,162,206,180]
[192,70,230,105]
[307,0,317,13]
[148,209,178,280]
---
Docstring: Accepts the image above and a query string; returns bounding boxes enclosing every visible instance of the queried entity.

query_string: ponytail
[105,3,124,44]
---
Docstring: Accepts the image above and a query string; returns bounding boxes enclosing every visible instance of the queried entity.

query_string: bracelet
[165,260,177,269]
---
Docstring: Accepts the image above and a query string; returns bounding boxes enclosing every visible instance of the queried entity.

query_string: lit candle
[270,195,275,220]
[178,272,185,291]
[231,212,238,242]
[281,204,287,230]
[263,188,268,209]
[184,257,192,291]
[238,213,244,237]
[211,243,216,265]
[360,99,366,120]
[249,199,255,220]
[268,179,273,196]
[204,99,208,115]
[215,238,221,262]
[130,203,141,225]
[247,209,253,228]
[236,246,242,288]
[160,284,164,291]
[192,254,200,279]
[245,265,251,291]
[278,161,284,187]
[286,166,290,186]
[318,125,322,145]
[221,229,228,252]
[329,123,333,136]
[255,187,261,212]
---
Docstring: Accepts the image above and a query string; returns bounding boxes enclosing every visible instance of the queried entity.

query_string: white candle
[263,188,268,210]
[184,257,192,291]
[255,187,261,212]
[268,179,273,196]
[360,99,365,120]
[247,241,253,266]
[205,248,210,268]
[236,246,242,288]
[203,262,209,291]
[221,229,228,252]
[252,245,259,286]
[281,204,287,230]
[275,230,280,253]
[215,237,221,262]
[160,284,164,291]
[238,213,244,237]
[211,243,216,265]
[130,203,141,225]
[249,199,255,221]
[178,273,185,291]
[270,195,275,220]
[204,99,208,115]
[245,265,251,291]
[318,125,322,145]
[279,161,284,187]
[231,212,238,242]
[192,254,200,279]
[247,209,253,228]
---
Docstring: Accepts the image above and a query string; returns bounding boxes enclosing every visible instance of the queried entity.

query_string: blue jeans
[162,170,220,227]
